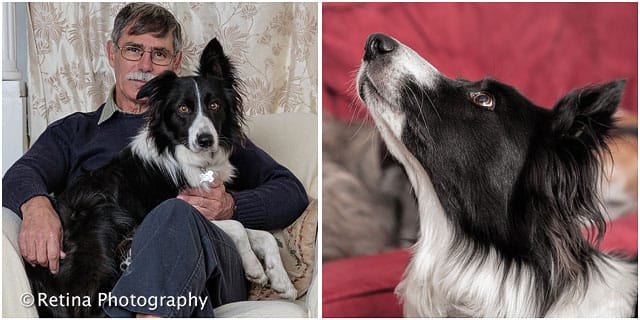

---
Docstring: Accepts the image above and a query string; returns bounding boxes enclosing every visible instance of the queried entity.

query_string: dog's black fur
[25,38,244,317]
[402,77,625,304]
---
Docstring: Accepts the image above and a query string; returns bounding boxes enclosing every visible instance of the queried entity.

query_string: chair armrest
[302,236,318,317]
[3,207,39,317]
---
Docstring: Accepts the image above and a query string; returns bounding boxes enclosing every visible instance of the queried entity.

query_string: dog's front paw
[271,279,297,300]
[244,264,268,285]
[265,263,297,300]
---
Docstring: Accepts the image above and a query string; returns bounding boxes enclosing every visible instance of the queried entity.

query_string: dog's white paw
[272,280,297,300]
[265,261,297,300]
[244,264,268,285]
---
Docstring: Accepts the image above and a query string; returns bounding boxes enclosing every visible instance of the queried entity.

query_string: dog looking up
[357,33,637,317]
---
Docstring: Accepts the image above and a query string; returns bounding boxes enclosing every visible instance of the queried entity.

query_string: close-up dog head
[136,38,245,158]
[323,4,636,317]
[358,33,627,304]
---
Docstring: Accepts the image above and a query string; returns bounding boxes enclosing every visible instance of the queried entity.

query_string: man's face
[107,25,182,111]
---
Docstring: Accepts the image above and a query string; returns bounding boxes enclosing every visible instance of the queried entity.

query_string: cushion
[322,249,409,318]
[249,197,317,300]
[214,300,307,318]
[244,113,318,198]
[599,212,638,253]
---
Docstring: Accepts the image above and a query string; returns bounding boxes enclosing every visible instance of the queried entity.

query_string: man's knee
[157,198,195,212]
[144,198,200,226]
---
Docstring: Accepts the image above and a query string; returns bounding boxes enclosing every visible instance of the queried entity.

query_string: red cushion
[322,249,409,317]
[323,213,637,317]
[600,213,638,253]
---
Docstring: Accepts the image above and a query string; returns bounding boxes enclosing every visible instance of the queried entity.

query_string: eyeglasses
[115,44,176,66]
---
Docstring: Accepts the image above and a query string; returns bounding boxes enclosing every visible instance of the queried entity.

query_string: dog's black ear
[199,37,246,146]
[199,38,233,79]
[519,80,625,274]
[136,70,179,102]
[551,79,625,148]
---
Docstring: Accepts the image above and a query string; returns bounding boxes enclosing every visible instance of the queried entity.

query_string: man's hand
[178,179,235,220]
[19,196,66,274]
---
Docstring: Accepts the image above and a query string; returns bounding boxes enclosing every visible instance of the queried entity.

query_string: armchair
[2,112,318,318]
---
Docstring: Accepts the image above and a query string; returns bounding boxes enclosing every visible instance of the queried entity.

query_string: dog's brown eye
[470,92,494,109]
[209,102,220,111]
[178,105,190,113]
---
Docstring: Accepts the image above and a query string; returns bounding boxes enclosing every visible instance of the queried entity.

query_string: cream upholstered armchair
[2,112,318,318]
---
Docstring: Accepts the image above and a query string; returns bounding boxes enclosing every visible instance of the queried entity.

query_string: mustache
[126,72,155,82]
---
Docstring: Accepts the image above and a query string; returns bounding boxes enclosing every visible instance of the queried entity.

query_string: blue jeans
[103,199,248,317]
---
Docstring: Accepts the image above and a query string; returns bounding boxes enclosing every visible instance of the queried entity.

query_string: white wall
[2,3,28,175]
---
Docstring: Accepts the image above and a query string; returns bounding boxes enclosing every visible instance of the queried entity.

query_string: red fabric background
[323,2,638,121]
[322,3,638,318]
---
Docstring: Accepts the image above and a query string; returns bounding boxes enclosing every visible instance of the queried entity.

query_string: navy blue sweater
[2,105,308,230]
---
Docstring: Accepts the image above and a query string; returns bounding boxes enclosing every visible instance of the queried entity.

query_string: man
[2,3,308,317]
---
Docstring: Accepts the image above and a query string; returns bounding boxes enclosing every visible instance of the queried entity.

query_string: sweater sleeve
[229,139,309,230]
[2,120,73,218]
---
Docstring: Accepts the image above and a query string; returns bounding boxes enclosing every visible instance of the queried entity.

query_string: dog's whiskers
[401,82,438,146]
[423,89,441,122]
[347,68,371,124]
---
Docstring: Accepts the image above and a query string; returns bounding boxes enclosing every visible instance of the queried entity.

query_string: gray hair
[111,3,183,53]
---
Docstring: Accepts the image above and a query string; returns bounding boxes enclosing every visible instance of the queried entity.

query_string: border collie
[25,38,296,317]
[357,33,637,317]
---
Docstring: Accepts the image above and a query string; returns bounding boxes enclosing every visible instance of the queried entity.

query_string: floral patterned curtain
[27,2,317,144]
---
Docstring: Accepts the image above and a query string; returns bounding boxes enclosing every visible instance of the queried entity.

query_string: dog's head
[357,33,625,279]
[137,38,245,157]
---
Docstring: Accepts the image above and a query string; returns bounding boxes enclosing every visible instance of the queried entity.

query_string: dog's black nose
[197,133,214,148]
[364,33,397,61]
